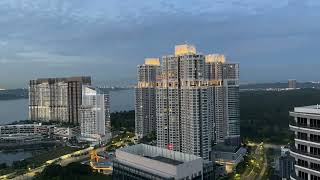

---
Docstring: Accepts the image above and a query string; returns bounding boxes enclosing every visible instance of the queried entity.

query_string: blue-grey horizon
[0,0,320,88]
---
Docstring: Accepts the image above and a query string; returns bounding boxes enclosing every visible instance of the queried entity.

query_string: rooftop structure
[205,54,226,63]
[174,44,196,55]
[145,58,160,66]
[113,144,205,180]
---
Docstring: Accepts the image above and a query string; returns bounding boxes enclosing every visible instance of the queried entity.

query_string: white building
[79,86,111,143]
[113,144,214,180]
[289,105,320,180]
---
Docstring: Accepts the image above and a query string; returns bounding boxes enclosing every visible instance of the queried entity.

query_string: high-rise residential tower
[154,44,240,160]
[205,54,240,145]
[29,76,91,124]
[135,58,160,138]
[156,44,212,160]
[79,85,111,142]
[289,105,320,180]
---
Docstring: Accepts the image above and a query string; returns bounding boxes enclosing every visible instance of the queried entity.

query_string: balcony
[295,136,320,145]
[290,145,320,160]
[290,173,302,180]
[290,121,320,131]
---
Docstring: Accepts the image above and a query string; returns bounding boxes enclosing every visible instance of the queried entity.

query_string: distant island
[240,81,320,90]
[0,89,28,100]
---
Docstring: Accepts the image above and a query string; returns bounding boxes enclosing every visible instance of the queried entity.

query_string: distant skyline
[0,0,320,88]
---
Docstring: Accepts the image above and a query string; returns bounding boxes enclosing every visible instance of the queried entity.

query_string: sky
[0,0,320,88]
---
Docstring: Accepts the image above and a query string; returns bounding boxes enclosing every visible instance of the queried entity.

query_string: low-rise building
[53,127,79,140]
[0,123,54,136]
[211,143,247,173]
[113,144,214,180]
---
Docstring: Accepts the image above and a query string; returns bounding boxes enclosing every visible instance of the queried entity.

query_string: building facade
[0,123,53,136]
[29,76,91,124]
[279,146,294,179]
[156,45,211,159]
[155,44,240,160]
[113,144,214,180]
[289,105,320,180]
[79,86,111,143]
[135,58,160,139]
[288,79,297,89]
[205,55,240,144]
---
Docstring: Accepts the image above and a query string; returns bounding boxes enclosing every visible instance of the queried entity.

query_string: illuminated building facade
[135,44,240,160]
[29,76,91,124]
[135,58,160,138]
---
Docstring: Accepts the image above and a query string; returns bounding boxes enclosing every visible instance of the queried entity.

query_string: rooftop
[294,105,320,114]
[175,44,196,56]
[118,144,201,164]
[30,76,91,84]
[145,58,160,66]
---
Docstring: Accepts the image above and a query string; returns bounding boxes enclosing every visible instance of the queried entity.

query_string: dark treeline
[34,162,111,180]
[241,88,320,144]
[109,89,320,144]
[110,110,135,132]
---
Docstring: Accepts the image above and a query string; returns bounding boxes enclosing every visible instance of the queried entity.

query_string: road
[257,149,268,180]
[3,147,96,180]
[241,142,267,180]
[1,132,135,180]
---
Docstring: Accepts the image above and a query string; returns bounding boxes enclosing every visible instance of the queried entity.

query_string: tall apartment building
[289,105,320,180]
[135,58,160,138]
[79,86,111,142]
[134,44,240,160]
[205,55,240,144]
[155,44,240,160]
[156,44,212,159]
[29,76,91,124]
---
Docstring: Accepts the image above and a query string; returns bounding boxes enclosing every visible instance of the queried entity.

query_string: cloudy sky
[0,0,319,88]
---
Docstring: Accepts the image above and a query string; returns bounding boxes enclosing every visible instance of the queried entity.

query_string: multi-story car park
[0,123,54,136]
[0,124,54,144]
[289,105,320,180]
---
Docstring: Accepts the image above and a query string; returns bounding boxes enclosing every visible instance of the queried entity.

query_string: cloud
[0,0,319,87]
